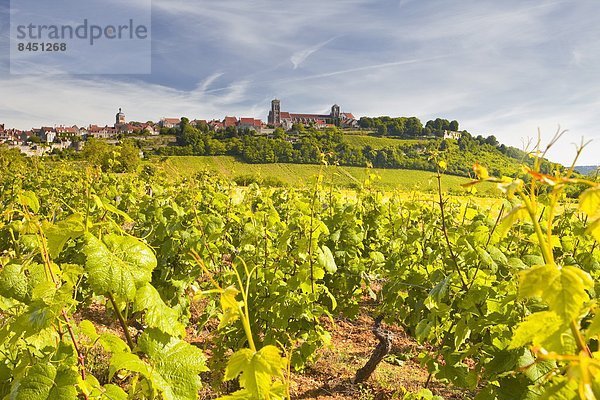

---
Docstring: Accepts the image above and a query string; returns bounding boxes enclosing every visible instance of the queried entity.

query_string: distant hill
[154,122,558,179]
[340,134,558,178]
[575,165,599,175]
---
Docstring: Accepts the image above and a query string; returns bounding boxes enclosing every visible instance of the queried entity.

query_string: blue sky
[1,0,599,165]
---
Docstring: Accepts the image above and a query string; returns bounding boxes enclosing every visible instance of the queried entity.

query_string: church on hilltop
[267,99,358,129]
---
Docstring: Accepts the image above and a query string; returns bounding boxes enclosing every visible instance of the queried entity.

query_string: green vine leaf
[18,191,40,214]
[219,285,242,329]
[0,263,47,303]
[580,187,600,217]
[424,276,450,310]
[10,363,79,400]
[317,245,337,274]
[12,283,73,341]
[510,311,574,353]
[222,345,287,400]
[137,328,208,400]
[42,214,85,259]
[83,233,156,300]
[0,264,29,302]
[109,352,151,380]
[134,283,186,337]
[519,264,593,321]
[80,374,128,400]
[580,187,600,241]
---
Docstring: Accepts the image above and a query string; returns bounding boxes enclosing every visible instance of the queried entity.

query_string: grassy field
[342,135,425,149]
[155,156,499,195]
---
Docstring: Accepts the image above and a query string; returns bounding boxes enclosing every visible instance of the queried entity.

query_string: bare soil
[76,300,470,399]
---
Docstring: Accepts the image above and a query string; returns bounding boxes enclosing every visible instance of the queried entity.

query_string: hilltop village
[0,99,463,156]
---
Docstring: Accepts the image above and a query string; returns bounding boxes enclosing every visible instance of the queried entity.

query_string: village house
[20,130,33,143]
[238,118,263,133]
[55,125,81,138]
[443,130,462,140]
[117,123,140,135]
[87,125,117,139]
[223,116,238,129]
[190,119,207,126]
[140,123,159,135]
[78,126,89,137]
[5,129,24,145]
[208,119,224,131]
[160,118,180,129]
[0,125,23,146]
[39,127,57,144]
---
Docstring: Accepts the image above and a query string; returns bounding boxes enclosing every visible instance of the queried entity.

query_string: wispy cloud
[290,36,339,69]
[197,72,225,92]
[283,55,449,82]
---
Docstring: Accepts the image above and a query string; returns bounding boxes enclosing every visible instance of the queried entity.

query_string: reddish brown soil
[287,315,467,400]
[76,300,470,399]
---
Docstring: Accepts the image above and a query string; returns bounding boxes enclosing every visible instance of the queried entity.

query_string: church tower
[268,99,281,125]
[331,104,340,118]
[115,108,126,127]
[330,104,340,126]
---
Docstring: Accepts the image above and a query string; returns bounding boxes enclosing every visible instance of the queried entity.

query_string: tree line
[358,116,460,137]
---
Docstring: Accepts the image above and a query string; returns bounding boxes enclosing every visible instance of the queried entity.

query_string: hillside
[156,155,498,194]
[575,165,599,175]
[342,135,424,148]
[340,134,536,177]
[152,121,554,180]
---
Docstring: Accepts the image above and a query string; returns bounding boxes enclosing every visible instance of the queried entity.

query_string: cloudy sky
[1,0,599,165]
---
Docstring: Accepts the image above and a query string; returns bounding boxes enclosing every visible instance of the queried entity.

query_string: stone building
[267,99,358,129]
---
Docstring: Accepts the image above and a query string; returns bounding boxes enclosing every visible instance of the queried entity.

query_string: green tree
[179,117,190,134]
[485,135,499,147]
[291,123,306,134]
[179,124,203,149]
[404,117,423,137]
[273,127,286,140]
[82,138,111,168]
[116,140,141,172]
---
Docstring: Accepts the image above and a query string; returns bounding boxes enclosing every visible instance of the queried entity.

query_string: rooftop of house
[288,113,332,119]
[223,116,238,127]
[55,126,79,133]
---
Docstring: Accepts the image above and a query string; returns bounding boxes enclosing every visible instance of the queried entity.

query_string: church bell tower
[269,99,281,125]
[115,108,126,128]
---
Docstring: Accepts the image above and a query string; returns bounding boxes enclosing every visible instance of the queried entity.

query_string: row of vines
[0,143,599,399]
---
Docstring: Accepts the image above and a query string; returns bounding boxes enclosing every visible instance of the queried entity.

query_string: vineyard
[1,139,600,400]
